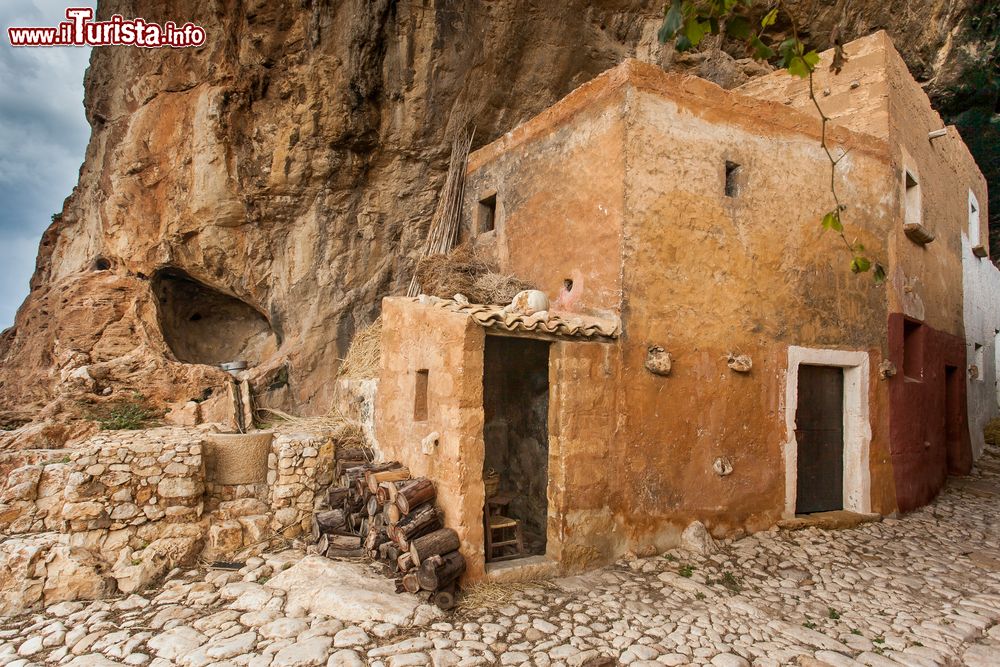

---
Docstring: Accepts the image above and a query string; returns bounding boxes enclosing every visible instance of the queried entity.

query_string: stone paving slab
[6,450,1000,666]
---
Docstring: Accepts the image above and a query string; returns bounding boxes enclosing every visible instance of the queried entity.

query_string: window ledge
[904,222,935,245]
[973,244,988,258]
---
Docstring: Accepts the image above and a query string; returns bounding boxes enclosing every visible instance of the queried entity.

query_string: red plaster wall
[887,313,972,511]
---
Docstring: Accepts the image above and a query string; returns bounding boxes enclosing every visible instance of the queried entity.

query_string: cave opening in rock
[152,268,278,367]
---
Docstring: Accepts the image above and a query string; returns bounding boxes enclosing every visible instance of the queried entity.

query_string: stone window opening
[973,343,985,382]
[725,161,741,198]
[477,193,497,234]
[970,190,987,257]
[413,369,429,421]
[903,167,934,244]
[902,319,924,382]
[904,169,921,227]
[152,268,278,368]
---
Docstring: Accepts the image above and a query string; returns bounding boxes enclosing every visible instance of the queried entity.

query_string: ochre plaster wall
[375,298,488,581]
[612,72,897,549]
[462,75,628,318]
[737,31,987,512]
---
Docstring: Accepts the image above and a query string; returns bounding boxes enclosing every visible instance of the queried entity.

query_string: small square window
[478,194,497,233]
[969,190,981,246]
[904,169,921,226]
[902,319,924,381]
[414,369,429,421]
[725,161,741,198]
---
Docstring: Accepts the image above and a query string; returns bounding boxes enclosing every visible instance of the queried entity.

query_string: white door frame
[784,346,872,518]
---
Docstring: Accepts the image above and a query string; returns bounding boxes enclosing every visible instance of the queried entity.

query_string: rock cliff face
[0,0,996,432]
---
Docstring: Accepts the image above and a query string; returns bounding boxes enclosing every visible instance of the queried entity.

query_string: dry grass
[256,407,366,449]
[985,418,1000,447]
[338,318,382,380]
[457,578,556,612]
[471,272,532,306]
[415,245,532,305]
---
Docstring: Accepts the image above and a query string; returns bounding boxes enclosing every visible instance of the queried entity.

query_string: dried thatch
[337,317,382,380]
[985,418,1000,448]
[415,245,532,305]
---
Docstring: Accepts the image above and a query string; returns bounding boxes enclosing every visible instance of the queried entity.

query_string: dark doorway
[482,335,549,562]
[945,365,962,474]
[796,365,845,514]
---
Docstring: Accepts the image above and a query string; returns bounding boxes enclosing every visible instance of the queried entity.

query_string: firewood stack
[310,458,465,610]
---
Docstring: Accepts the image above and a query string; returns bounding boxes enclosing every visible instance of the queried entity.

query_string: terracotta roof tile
[415,296,620,340]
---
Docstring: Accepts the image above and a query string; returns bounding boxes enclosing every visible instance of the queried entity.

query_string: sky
[0,1,93,329]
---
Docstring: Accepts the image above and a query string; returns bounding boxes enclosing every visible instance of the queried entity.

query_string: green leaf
[873,263,887,284]
[821,210,843,232]
[725,15,752,40]
[684,17,711,47]
[658,0,684,43]
[676,34,693,51]
[850,256,872,274]
[787,55,812,78]
[802,50,821,69]
[750,36,775,59]
[761,7,779,28]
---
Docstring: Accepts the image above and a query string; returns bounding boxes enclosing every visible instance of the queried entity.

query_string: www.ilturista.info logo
[7,7,206,48]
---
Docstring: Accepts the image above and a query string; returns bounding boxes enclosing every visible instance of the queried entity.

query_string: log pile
[310,458,465,610]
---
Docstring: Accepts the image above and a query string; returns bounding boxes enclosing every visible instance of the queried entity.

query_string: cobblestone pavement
[5,450,1000,667]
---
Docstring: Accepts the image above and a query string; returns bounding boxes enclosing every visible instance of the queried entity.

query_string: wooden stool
[484,494,524,562]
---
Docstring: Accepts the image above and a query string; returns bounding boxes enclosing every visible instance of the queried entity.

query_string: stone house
[375,32,993,583]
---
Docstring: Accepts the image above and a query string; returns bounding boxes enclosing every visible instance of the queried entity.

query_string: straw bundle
[338,318,383,380]
[415,245,533,305]
[985,418,1000,447]
[407,129,475,297]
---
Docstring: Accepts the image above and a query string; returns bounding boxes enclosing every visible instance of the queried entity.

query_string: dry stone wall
[0,425,334,617]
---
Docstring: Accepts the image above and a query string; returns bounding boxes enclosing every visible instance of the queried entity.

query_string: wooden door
[795,365,844,514]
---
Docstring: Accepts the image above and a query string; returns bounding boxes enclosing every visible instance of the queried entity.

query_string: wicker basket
[483,469,500,498]
[204,431,274,485]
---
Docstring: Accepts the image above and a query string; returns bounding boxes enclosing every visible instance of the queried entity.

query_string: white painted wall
[962,233,1000,459]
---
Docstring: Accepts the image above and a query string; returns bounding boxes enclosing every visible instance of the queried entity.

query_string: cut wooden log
[432,584,457,610]
[326,534,362,551]
[397,552,414,572]
[348,512,363,533]
[385,503,401,525]
[366,466,411,493]
[364,525,388,552]
[394,504,442,547]
[409,528,460,566]
[380,543,400,566]
[376,482,392,505]
[402,572,422,594]
[327,487,349,507]
[326,547,366,559]
[312,509,347,540]
[417,551,466,590]
[387,480,406,503]
[366,494,380,518]
[316,533,328,555]
[396,478,436,515]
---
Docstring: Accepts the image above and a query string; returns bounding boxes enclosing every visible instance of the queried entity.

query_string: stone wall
[0,425,334,616]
